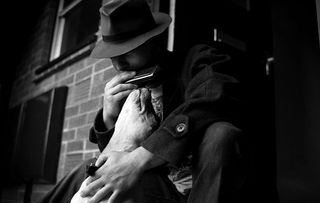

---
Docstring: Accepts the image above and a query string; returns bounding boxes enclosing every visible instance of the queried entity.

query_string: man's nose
[117,64,130,71]
[113,58,130,71]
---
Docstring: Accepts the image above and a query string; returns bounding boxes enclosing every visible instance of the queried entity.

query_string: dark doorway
[173,0,277,202]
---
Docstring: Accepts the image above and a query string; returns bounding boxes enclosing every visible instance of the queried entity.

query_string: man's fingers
[95,155,108,167]
[107,71,136,88]
[109,83,137,95]
[107,190,120,203]
[113,89,134,101]
[86,174,101,186]
[88,185,113,203]
[80,179,105,197]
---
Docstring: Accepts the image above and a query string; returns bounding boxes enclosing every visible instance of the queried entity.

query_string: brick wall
[3,55,117,203]
[57,57,116,179]
[1,1,118,202]
[3,55,116,203]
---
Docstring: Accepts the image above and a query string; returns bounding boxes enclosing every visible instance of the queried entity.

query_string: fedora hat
[90,0,172,58]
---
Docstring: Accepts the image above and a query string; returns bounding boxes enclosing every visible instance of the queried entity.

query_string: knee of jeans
[199,122,242,159]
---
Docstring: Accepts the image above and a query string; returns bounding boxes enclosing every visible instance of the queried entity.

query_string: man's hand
[79,150,146,203]
[71,178,108,203]
[103,71,137,129]
[74,147,166,203]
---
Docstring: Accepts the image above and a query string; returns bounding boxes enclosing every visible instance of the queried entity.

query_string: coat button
[176,123,186,133]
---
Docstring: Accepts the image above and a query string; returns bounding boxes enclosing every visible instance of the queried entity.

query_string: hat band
[102,24,156,42]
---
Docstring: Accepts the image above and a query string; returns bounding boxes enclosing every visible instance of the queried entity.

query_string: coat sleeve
[89,109,114,152]
[141,44,244,166]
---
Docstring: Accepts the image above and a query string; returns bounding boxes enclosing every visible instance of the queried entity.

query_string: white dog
[71,88,158,203]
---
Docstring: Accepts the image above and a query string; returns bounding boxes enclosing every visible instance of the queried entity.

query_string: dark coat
[89,43,245,166]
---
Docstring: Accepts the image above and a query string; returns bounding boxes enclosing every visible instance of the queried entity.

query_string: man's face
[111,41,155,72]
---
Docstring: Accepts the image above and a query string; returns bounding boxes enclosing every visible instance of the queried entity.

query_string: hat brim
[90,12,171,59]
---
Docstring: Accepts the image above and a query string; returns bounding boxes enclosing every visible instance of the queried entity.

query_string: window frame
[50,0,98,61]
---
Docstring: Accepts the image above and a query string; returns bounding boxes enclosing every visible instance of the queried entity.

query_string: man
[42,0,248,202]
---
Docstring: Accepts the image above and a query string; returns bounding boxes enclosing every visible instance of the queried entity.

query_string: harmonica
[125,65,161,86]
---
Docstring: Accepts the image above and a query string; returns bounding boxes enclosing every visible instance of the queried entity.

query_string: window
[50,0,100,60]
[50,0,164,61]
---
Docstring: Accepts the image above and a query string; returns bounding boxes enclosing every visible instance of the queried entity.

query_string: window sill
[34,39,97,83]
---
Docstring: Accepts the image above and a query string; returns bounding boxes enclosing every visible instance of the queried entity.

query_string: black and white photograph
[1,0,320,202]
